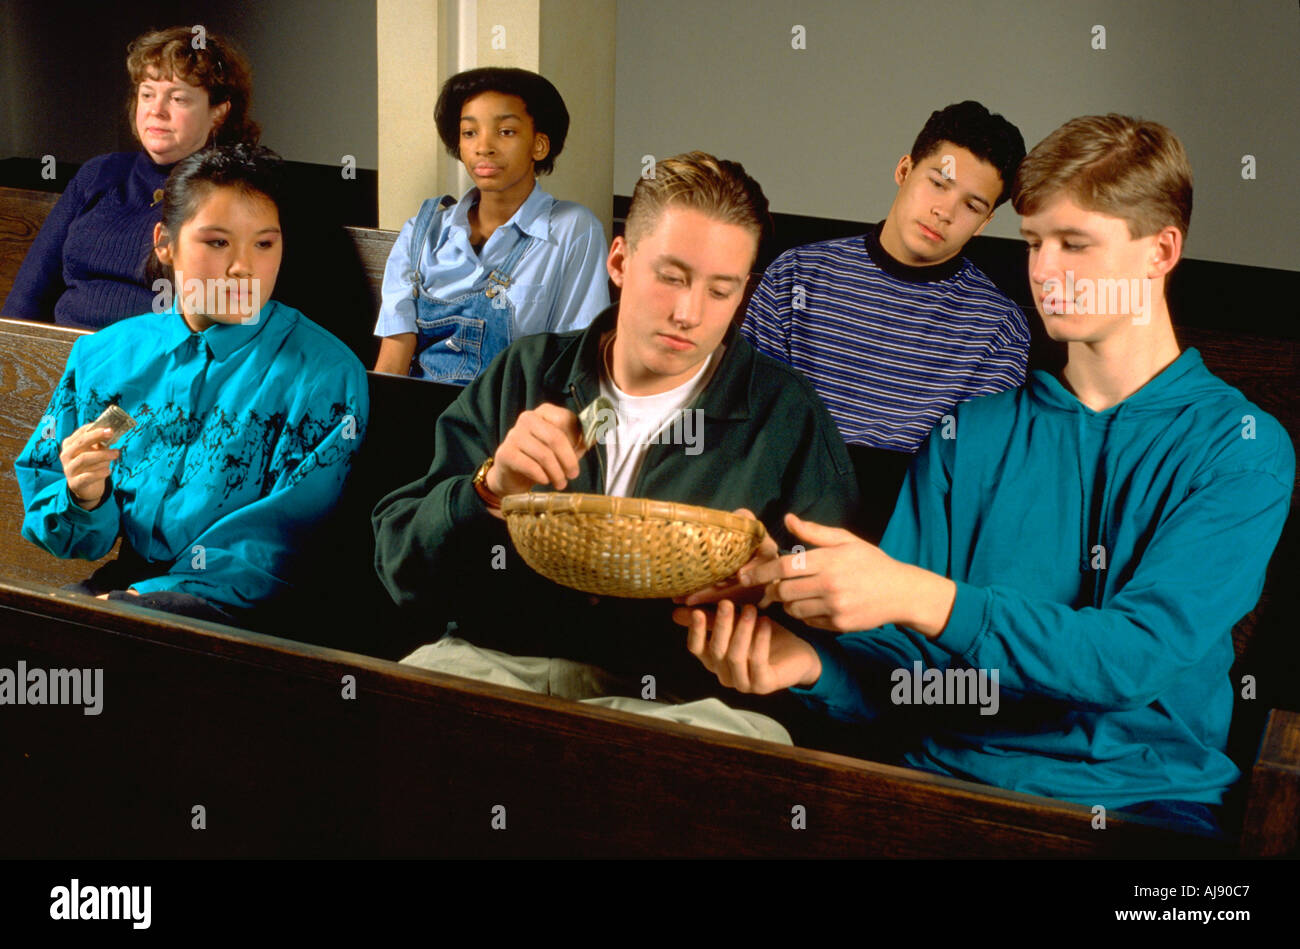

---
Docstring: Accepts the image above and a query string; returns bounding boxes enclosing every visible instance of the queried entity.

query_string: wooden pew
[0,315,1296,856]
[345,224,400,300]
[0,319,115,588]
[0,577,1251,858]
[0,186,58,305]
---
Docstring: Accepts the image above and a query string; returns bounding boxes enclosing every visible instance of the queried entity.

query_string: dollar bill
[90,404,137,444]
[578,395,615,450]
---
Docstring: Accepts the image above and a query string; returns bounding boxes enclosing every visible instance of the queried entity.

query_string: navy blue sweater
[2,152,173,328]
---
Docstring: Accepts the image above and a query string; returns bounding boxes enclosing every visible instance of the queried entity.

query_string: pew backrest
[0,318,117,587]
[0,186,58,306]
[344,224,399,301]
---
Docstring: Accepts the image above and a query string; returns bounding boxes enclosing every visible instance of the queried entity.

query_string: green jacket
[373,305,860,698]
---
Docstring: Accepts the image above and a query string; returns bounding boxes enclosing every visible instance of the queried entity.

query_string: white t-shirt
[598,340,715,497]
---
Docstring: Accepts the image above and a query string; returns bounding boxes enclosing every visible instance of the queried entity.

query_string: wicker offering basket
[502,493,766,599]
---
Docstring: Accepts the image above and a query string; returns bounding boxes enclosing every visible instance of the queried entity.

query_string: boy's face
[880,142,1002,266]
[457,91,548,206]
[606,206,757,396]
[1020,193,1174,342]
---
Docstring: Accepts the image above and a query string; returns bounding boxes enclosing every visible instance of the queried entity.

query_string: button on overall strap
[483,232,535,299]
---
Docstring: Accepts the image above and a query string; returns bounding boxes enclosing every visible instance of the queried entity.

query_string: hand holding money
[60,405,136,510]
[487,401,595,498]
[577,395,615,451]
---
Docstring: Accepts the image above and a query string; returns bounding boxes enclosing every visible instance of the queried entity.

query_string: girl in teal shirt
[15,144,369,627]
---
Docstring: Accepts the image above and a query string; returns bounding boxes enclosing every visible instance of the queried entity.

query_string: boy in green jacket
[372,152,859,740]
[679,117,1294,831]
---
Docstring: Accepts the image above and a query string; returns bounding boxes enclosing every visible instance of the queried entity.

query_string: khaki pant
[402,636,792,745]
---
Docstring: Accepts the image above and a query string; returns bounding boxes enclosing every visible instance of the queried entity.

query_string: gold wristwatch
[472,456,502,509]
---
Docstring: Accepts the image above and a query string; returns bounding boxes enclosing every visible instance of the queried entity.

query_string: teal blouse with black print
[14,300,369,613]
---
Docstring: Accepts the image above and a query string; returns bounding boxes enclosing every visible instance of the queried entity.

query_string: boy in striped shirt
[743,101,1029,454]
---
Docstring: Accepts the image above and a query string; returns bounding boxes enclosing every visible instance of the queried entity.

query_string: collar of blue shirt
[160,299,279,360]
[446,181,555,245]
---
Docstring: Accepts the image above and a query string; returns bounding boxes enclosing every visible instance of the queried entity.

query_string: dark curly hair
[909,101,1025,207]
[126,25,260,149]
[147,144,284,284]
[434,67,569,175]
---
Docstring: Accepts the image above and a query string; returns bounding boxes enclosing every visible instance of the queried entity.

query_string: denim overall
[407,196,535,385]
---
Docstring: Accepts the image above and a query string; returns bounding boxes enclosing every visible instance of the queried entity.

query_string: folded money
[578,395,615,450]
[91,404,137,443]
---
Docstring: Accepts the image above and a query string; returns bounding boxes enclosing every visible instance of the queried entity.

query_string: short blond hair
[1012,115,1192,239]
[624,151,771,254]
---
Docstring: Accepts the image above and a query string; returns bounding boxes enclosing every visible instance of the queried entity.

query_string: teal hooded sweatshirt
[793,348,1294,810]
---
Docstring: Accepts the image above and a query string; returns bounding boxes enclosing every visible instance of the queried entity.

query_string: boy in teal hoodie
[677,115,1294,833]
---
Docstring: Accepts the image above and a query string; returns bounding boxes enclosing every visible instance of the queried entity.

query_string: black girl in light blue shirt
[372,68,608,383]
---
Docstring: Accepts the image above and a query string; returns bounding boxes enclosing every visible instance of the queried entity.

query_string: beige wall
[376,0,444,230]
[614,0,1300,271]
[540,0,617,240]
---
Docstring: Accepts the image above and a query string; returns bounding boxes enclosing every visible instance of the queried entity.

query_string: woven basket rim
[501,492,766,541]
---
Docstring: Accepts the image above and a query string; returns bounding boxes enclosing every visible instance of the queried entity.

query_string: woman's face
[135,72,230,165]
[153,185,282,332]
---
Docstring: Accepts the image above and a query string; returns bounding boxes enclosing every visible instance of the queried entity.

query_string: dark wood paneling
[1240,709,1300,857]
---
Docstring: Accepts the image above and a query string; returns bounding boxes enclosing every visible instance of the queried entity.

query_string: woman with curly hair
[3,26,259,328]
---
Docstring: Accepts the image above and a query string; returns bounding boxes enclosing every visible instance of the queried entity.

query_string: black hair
[434,67,570,175]
[147,143,285,284]
[909,101,1026,207]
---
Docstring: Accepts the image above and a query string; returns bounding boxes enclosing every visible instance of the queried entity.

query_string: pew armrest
[1240,707,1300,856]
